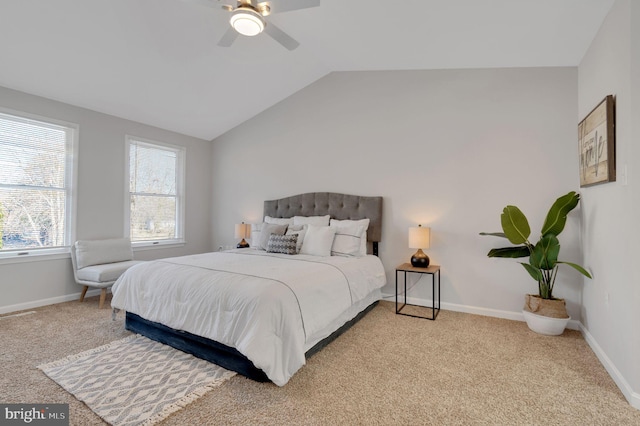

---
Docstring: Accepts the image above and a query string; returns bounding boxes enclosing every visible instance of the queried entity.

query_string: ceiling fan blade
[217,27,239,47]
[264,22,299,50]
[178,0,233,9]
[271,0,320,13]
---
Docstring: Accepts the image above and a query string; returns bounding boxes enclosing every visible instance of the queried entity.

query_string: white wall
[0,86,213,313]
[578,0,639,408]
[633,0,640,405]
[211,67,583,319]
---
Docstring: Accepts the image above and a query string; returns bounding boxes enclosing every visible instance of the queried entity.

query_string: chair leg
[99,288,107,309]
[79,286,89,302]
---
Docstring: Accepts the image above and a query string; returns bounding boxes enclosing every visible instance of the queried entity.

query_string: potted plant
[480,191,592,335]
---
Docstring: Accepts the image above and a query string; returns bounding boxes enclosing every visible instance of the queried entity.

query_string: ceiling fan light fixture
[230,7,265,37]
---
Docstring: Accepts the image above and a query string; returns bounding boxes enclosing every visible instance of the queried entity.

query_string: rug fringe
[141,370,236,426]
[37,334,139,370]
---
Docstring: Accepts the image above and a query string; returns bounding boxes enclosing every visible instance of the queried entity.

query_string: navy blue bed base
[125,301,378,383]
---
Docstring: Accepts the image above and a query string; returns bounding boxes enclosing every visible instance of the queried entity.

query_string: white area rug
[39,335,236,426]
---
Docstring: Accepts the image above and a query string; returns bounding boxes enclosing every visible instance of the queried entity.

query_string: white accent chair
[70,238,144,308]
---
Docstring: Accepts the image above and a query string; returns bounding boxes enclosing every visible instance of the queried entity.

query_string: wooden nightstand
[395,263,441,320]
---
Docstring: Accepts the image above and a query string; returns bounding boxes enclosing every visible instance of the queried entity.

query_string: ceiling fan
[186,0,320,51]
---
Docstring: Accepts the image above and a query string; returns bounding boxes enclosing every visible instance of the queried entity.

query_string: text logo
[0,404,68,425]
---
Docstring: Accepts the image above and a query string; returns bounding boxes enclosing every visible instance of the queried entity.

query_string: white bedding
[111,249,386,386]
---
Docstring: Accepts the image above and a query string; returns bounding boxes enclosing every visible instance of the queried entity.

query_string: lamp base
[237,239,249,249]
[411,249,430,268]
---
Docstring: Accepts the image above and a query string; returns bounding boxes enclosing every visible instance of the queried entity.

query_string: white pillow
[285,224,307,253]
[299,225,336,257]
[250,223,262,247]
[330,218,370,256]
[265,216,294,225]
[330,218,370,230]
[293,215,330,227]
[331,224,366,257]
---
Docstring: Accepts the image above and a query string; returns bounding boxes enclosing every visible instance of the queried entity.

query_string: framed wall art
[578,95,615,187]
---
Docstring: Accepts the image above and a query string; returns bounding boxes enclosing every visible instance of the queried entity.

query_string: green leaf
[529,234,560,270]
[487,246,531,258]
[541,191,580,236]
[500,206,531,245]
[520,263,543,282]
[557,261,592,279]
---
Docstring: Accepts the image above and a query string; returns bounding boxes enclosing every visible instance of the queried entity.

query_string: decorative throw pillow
[266,234,298,255]
[330,218,370,256]
[285,224,307,253]
[258,223,288,250]
[330,224,366,257]
[299,225,336,257]
[293,215,330,227]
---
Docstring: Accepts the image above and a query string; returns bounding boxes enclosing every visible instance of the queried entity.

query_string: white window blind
[127,137,184,244]
[0,111,76,255]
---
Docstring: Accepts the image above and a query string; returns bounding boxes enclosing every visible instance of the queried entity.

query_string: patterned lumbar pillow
[258,223,288,250]
[285,224,307,253]
[266,234,298,255]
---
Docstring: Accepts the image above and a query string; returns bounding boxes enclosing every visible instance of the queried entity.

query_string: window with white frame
[0,110,77,257]
[126,136,185,245]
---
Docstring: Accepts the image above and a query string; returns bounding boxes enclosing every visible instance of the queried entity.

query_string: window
[0,109,77,258]
[126,136,185,246]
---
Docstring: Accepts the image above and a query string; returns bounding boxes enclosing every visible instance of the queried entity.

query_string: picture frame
[578,95,615,187]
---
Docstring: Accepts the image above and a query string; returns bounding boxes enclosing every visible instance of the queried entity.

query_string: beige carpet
[1,295,639,425]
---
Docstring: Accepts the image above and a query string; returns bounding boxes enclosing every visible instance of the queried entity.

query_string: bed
[111,192,385,386]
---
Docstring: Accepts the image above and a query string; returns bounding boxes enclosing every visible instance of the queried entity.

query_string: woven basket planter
[522,294,570,335]
[523,294,569,318]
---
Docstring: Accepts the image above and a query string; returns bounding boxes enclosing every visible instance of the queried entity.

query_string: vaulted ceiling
[0,0,615,140]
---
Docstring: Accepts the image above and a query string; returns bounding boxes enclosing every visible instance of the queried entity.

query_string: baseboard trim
[381,293,581,330]
[0,288,106,315]
[579,324,640,410]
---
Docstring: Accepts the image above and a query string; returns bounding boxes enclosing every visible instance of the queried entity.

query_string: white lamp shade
[234,223,251,239]
[408,226,430,249]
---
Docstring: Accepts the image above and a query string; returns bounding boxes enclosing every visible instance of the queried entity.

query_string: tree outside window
[0,111,74,253]
[127,137,184,244]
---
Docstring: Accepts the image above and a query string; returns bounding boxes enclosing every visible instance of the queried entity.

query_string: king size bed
[111,192,385,386]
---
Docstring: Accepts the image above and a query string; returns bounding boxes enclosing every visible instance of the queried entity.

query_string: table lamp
[409,224,430,267]
[235,222,251,248]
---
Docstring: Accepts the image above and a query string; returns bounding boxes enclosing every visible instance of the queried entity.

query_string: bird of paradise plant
[480,191,592,299]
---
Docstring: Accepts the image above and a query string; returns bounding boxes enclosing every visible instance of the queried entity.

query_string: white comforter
[111,249,386,386]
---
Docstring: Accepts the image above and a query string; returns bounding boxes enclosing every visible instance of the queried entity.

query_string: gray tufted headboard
[264,192,383,254]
